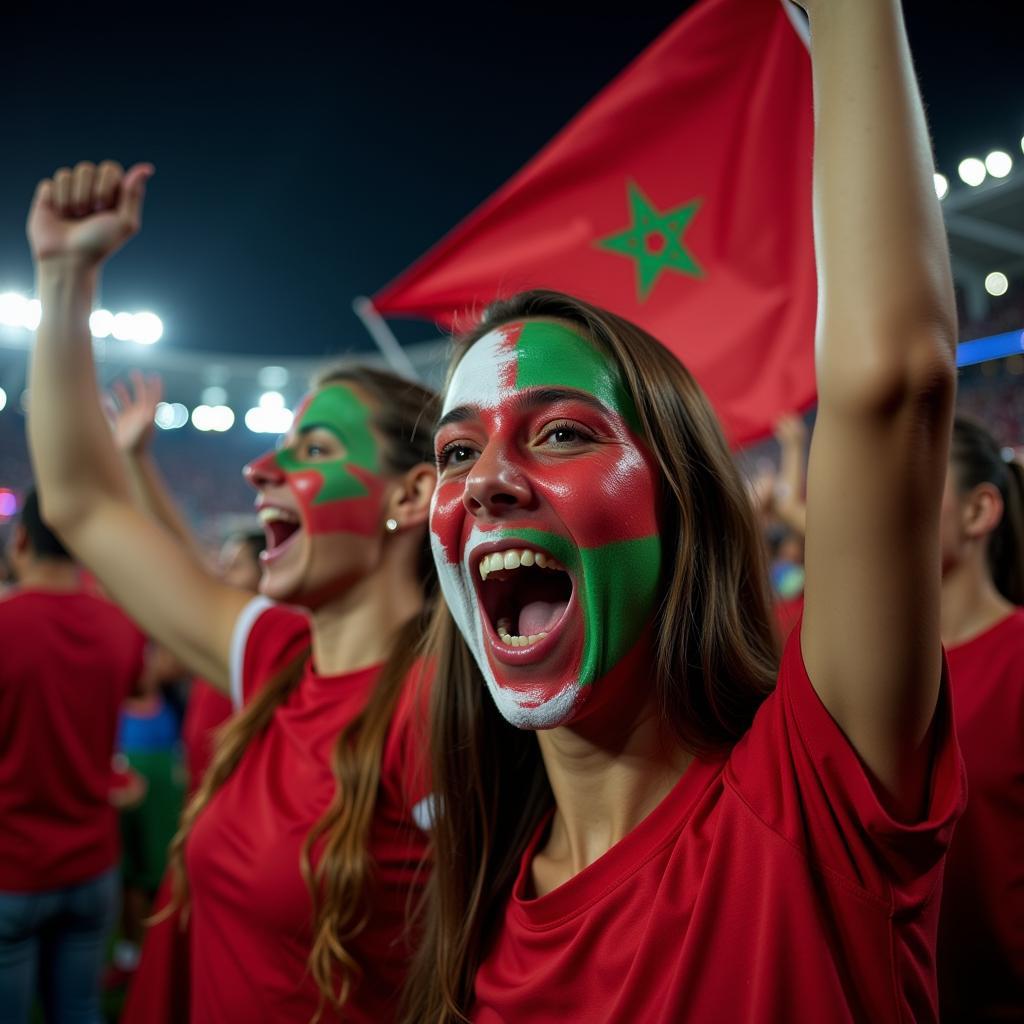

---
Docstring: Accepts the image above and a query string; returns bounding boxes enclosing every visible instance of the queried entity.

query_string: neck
[532,645,691,892]
[941,554,1012,647]
[310,555,423,676]
[17,559,80,592]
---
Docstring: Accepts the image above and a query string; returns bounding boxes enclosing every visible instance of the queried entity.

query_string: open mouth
[476,547,574,649]
[258,506,302,559]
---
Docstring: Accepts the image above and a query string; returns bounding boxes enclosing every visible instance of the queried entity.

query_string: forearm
[30,259,134,528]
[808,0,956,394]
[776,441,807,535]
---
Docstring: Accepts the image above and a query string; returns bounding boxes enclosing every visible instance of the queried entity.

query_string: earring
[385,518,399,533]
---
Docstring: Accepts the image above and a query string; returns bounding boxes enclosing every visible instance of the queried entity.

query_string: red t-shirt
[473,625,964,1024]
[184,598,431,1023]
[181,676,233,794]
[0,587,146,890]
[939,609,1024,1023]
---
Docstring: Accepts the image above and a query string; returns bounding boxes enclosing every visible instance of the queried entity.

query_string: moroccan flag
[372,0,815,446]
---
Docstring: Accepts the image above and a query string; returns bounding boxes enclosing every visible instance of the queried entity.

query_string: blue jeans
[0,866,119,1024]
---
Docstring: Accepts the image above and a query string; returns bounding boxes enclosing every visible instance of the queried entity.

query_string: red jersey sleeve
[229,597,311,710]
[726,619,965,908]
[380,658,434,830]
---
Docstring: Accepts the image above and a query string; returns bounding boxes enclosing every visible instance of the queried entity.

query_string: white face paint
[429,522,583,729]
[440,325,518,418]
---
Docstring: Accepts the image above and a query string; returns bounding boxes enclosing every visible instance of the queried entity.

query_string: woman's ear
[385,463,438,531]
[963,481,1005,540]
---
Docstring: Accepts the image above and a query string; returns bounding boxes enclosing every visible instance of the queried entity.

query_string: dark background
[1,4,1019,359]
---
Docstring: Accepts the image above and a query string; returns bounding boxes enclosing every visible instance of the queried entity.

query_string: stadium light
[0,293,40,331]
[245,405,294,434]
[111,312,135,341]
[933,173,948,199]
[958,157,987,187]
[258,366,289,389]
[90,309,114,338]
[201,386,228,406]
[0,489,17,519]
[22,300,41,331]
[0,386,6,412]
[191,405,214,431]
[131,311,164,345]
[259,390,285,410]
[985,151,1013,179]
[209,406,235,432]
[985,271,1009,297]
[155,402,189,430]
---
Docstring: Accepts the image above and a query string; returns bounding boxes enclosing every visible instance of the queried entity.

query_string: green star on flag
[596,182,702,301]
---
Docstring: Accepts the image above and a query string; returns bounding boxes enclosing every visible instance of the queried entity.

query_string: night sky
[1,3,1019,362]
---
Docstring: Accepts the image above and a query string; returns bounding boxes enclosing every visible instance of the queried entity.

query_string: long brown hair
[402,290,779,1022]
[165,365,438,1013]
[951,416,1024,604]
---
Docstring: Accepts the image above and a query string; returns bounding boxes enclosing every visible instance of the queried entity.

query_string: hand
[27,160,154,266]
[774,414,808,449]
[111,371,162,455]
[747,461,777,515]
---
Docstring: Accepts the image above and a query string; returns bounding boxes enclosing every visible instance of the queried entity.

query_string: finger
[32,178,55,214]
[129,369,146,398]
[112,379,132,410]
[71,161,97,215]
[117,163,154,229]
[95,160,124,211]
[147,374,164,405]
[53,167,73,215]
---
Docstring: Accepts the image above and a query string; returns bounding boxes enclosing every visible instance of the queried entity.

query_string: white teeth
[495,620,549,648]
[478,547,565,581]
[258,507,298,524]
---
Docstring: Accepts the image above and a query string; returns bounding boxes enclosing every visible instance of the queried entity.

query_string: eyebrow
[435,387,610,434]
[296,421,348,446]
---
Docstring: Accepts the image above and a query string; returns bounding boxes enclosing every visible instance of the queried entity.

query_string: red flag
[372,0,815,446]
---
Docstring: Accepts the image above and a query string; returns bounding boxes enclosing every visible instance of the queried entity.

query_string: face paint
[248,384,386,539]
[431,321,662,730]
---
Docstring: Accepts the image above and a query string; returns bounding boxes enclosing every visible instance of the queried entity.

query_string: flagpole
[352,296,421,382]
[956,328,1024,368]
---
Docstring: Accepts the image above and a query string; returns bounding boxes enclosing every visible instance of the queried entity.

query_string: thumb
[118,163,155,226]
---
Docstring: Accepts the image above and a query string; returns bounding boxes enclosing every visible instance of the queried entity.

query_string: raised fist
[27,160,154,265]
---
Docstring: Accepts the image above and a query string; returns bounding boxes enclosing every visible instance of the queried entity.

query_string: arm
[27,161,250,692]
[772,415,808,537]
[111,371,209,567]
[798,1,957,814]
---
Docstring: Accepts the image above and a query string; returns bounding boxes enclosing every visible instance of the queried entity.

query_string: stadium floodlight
[0,386,6,412]
[90,309,114,338]
[131,311,164,345]
[0,489,17,519]
[22,300,41,331]
[259,390,285,410]
[245,405,294,434]
[0,292,29,329]
[933,173,948,200]
[201,386,228,407]
[111,312,136,341]
[958,157,987,187]
[155,402,188,430]
[984,271,1009,297]
[209,405,235,432]
[985,151,1013,179]
[191,405,214,431]
[258,365,289,389]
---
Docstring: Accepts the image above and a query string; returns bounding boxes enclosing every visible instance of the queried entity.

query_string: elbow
[818,317,957,423]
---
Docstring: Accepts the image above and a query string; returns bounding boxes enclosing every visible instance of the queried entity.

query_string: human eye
[540,420,594,448]
[436,440,478,470]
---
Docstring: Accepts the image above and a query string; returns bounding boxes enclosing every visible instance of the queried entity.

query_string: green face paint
[431,321,663,728]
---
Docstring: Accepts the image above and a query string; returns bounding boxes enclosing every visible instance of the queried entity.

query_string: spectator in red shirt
[26,167,439,1021]
[937,416,1024,1022]
[405,1,963,1020]
[0,489,145,1022]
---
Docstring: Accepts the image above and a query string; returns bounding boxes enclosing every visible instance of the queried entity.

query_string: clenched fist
[27,160,154,266]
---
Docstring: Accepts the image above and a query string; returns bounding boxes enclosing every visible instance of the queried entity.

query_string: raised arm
[798,1,957,813]
[27,161,251,692]
[111,370,210,568]
[773,414,808,537]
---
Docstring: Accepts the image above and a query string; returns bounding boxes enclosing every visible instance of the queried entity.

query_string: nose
[243,450,286,491]
[463,442,533,518]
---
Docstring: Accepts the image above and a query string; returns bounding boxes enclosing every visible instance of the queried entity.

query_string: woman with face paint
[403,2,962,1022]
[935,418,1024,1023]
[26,164,438,1021]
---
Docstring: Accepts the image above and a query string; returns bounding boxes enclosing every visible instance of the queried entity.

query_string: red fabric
[0,588,145,890]
[939,609,1024,1023]
[473,624,964,1023]
[121,875,190,1024]
[774,593,805,643]
[184,603,431,1023]
[181,676,233,794]
[372,0,816,446]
